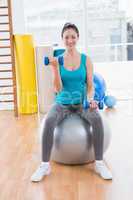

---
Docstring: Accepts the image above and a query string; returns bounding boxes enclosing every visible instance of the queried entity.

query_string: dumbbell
[44,56,64,66]
[83,99,104,110]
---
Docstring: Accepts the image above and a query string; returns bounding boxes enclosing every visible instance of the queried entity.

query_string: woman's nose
[67,38,73,43]
[67,40,73,45]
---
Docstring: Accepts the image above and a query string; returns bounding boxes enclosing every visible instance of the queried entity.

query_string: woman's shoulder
[81,53,92,63]
[81,53,90,62]
[81,53,90,59]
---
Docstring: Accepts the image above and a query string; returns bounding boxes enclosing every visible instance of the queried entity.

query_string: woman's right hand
[48,57,58,69]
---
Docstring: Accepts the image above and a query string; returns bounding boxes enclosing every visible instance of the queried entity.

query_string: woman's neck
[65,48,79,57]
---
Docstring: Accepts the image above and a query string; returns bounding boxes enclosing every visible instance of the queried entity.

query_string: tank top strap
[81,53,87,85]
[57,55,64,74]
[81,53,87,67]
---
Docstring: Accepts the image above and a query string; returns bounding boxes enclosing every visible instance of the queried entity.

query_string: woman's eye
[65,36,76,40]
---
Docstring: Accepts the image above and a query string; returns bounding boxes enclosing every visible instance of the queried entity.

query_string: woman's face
[62,28,79,50]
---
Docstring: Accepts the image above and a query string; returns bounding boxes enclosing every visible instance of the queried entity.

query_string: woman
[31,23,112,182]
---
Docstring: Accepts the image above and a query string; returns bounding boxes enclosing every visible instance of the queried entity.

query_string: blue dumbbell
[98,101,104,109]
[44,57,49,65]
[44,56,64,66]
[83,99,104,110]
[83,100,90,110]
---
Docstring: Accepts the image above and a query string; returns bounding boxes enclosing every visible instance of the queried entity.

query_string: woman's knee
[45,115,57,127]
[89,110,102,124]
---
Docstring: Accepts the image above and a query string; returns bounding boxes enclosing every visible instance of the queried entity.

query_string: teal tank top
[55,53,87,105]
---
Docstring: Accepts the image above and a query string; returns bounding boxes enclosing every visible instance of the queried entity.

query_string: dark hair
[61,22,79,38]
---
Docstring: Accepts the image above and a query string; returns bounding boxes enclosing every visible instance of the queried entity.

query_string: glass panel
[24,0,131,62]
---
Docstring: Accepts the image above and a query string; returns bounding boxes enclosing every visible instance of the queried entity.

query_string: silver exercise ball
[51,113,111,165]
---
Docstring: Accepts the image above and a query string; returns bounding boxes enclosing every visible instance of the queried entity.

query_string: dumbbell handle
[44,56,64,66]
[83,99,104,110]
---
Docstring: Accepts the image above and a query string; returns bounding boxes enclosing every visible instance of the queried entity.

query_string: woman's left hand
[89,100,98,110]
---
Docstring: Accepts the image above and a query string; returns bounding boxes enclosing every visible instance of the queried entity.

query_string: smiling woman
[31,22,113,182]
[1,1,133,199]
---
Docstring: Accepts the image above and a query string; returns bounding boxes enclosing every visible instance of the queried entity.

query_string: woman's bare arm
[86,56,94,100]
[49,57,62,93]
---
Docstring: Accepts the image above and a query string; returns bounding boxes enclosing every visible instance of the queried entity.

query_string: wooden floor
[0,100,133,200]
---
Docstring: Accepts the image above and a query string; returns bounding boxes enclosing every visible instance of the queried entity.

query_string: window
[24,0,127,62]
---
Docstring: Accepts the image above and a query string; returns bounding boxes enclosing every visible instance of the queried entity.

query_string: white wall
[94,61,133,100]
[12,0,25,33]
